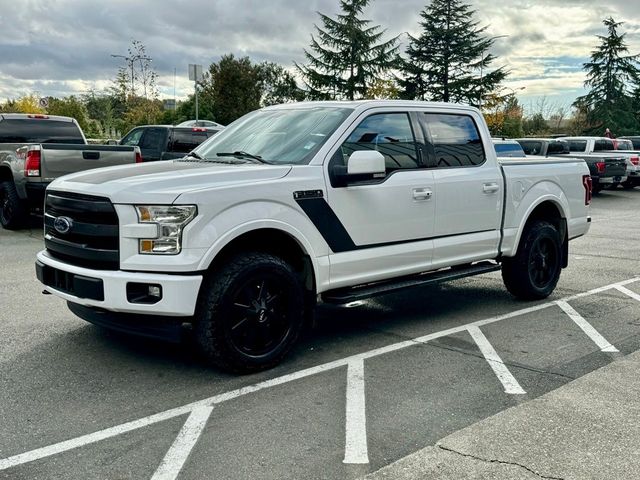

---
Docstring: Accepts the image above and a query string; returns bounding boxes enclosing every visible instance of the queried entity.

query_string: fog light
[127,283,163,304]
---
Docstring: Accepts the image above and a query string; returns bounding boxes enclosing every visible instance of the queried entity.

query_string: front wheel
[194,252,305,373]
[502,220,562,300]
[0,181,26,230]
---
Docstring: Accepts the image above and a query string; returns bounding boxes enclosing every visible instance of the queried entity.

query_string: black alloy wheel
[226,273,293,357]
[195,252,305,373]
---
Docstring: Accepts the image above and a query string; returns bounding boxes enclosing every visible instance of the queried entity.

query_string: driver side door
[323,111,436,288]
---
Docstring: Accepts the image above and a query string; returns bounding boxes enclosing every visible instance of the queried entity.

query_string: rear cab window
[494,143,526,158]
[169,129,215,153]
[594,139,615,151]
[517,140,542,155]
[567,140,587,152]
[0,118,84,144]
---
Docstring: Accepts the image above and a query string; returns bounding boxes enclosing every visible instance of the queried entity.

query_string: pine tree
[296,0,398,100]
[399,0,506,105]
[574,17,640,135]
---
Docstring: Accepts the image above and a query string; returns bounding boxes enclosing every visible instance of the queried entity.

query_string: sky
[0,0,639,115]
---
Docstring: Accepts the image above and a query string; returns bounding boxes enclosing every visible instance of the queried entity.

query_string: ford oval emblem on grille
[53,216,73,234]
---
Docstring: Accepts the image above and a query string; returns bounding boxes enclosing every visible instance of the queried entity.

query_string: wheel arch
[507,198,568,267]
[199,223,319,297]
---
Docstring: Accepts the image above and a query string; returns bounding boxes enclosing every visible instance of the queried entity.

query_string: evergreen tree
[399,0,506,105]
[296,0,398,100]
[574,17,640,135]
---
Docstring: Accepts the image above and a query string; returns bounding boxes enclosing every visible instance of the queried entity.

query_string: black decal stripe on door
[295,197,495,253]
[295,198,357,252]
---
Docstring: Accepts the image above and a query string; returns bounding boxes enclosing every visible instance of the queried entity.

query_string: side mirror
[347,150,386,175]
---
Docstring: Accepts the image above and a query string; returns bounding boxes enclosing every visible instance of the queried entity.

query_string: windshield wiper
[216,151,273,164]
[182,151,207,161]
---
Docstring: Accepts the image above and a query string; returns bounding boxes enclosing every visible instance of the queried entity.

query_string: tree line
[0,0,638,138]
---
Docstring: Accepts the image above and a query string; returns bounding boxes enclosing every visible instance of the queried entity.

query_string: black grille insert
[44,191,119,270]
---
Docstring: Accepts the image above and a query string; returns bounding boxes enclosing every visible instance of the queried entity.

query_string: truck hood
[48,160,293,204]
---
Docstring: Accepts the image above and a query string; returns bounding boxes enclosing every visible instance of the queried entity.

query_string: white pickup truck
[35,101,592,372]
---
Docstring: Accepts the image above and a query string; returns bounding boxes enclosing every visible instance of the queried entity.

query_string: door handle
[483,183,500,194]
[412,187,433,200]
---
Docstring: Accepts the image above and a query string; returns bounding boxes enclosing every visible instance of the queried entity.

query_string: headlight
[135,205,197,255]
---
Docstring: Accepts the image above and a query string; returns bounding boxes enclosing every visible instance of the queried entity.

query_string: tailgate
[604,157,627,177]
[39,145,138,180]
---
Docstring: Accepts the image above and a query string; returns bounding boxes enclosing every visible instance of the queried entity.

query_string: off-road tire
[0,181,26,230]
[194,252,305,373]
[502,220,562,300]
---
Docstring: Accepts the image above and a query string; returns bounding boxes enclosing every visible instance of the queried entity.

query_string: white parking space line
[343,359,369,464]
[1,277,638,472]
[467,326,526,395]
[614,285,640,303]
[151,406,214,480]
[556,301,619,353]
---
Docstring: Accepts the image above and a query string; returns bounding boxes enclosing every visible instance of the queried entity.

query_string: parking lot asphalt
[1,188,639,480]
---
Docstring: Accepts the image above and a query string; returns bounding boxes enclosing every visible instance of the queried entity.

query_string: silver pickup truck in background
[0,114,141,229]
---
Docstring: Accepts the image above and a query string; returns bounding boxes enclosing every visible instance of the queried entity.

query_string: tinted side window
[139,128,167,150]
[340,113,419,171]
[169,130,210,153]
[594,139,614,151]
[0,119,84,144]
[121,128,144,146]
[568,140,587,152]
[423,114,485,167]
[547,141,569,154]
[517,141,542,155]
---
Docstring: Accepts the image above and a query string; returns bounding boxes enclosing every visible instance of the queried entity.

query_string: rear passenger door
[418,112,502,268]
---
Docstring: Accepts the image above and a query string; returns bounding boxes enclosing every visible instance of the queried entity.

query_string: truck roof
[263,99,480,114]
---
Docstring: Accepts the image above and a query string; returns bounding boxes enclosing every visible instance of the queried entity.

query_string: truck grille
[44,191,120,270]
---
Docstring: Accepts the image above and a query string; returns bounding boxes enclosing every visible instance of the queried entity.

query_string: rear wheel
[622,180,635,190]
[0,181,26,230]
[502,220,562,300]
[195,252,305,373]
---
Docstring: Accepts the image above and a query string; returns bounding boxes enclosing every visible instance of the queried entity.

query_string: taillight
[583,175,592,205]
[631,156,639,166]
[135,151,143,163]
[25,149,41,177]
[192,127,206,132]
[595,162,606,174]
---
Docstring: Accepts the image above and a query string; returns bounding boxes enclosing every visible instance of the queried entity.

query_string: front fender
[191,201,331,291]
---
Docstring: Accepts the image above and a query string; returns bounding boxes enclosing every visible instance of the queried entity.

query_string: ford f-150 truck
[558,136,636,191]
[0,113,141,229]
[35,101,592,373]
[515,137,628,193]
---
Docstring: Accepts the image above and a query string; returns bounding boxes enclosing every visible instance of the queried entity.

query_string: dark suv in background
[119,125,223,161]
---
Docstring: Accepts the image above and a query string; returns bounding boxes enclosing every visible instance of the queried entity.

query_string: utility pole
[111,53,152,98]
[188,64,203,123]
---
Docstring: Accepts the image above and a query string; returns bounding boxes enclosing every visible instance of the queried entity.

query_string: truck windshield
[0,119,84,144]
[190,107,353,165]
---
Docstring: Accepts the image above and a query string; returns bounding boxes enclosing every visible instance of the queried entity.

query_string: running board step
[321,261,501,304]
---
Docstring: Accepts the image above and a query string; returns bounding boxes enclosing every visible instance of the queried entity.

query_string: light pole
[479,35,508,109]
[111,53,152,98]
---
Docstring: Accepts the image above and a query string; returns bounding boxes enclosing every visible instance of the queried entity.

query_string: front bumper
[36,250,202,316]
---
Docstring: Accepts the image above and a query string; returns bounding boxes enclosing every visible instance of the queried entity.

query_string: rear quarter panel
[500,158,590,257]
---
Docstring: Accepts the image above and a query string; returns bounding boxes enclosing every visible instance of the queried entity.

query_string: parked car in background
[620,136,640,149]
[119,125,223,162]
[562,136,640,188]
[611,138,640,189]
[0,113,141,229]
[492,138,526,158]
[516,137,627,194]
[35,100,591,372]
[177,120,225,129]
